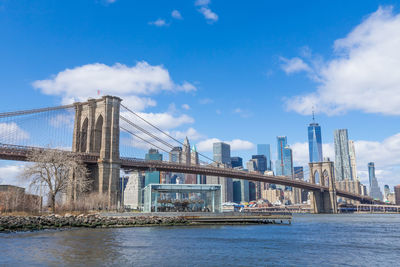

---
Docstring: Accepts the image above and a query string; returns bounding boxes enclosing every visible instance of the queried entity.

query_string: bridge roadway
[0,143,375,203]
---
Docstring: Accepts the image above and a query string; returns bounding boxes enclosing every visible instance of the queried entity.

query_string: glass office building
[308,122,323,162]
[257,144,272,170]
[213,142,231,165]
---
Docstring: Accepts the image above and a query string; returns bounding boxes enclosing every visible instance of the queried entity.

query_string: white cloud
[280,57,312,74]
[171,10,183,20]
[291,132,400,188]
[0,122,30,142]
[199,98,213,104]
[136,112,194,130]
[149,18,168,27]
[181,104,190,110]
[195,0,210,6]
[32,62,196,107]
[173,127,204,141]
[195,0,218,23]
[285,6,400,116]
[49,113,74,128]
[233,108,252,118]
[0,164,28,187]
[198,7,218,23]
[196,138,254,152]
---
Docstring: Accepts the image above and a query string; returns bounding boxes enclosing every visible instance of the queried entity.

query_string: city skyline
[0,1,400,190]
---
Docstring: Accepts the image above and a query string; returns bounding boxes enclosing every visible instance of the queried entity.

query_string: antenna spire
[312,106,315,123]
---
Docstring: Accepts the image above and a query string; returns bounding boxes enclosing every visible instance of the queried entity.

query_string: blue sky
[1,0,400,190]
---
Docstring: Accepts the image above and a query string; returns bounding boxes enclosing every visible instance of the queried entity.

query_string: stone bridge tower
[309,161,338,213]
[72,96,121,208]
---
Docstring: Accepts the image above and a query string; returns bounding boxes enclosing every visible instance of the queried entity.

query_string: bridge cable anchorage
[120,104,218,164]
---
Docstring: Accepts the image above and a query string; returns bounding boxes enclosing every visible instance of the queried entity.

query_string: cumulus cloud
[171,10,183,20]
[199,98,213,104]
[32,61,196,108]
[291,132,400,188]
[196,138,254,152]
[195,0,210,5]
[280,57,312,74]
[195,0,218,23]
[149,18,168,27]
[284,6,400,116]
[173,127,204,141]
[181,104,190,110]
[0,164,28,187]
[0,122,30,142]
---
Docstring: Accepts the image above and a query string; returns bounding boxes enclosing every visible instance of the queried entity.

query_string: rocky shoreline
[0,214,189,232]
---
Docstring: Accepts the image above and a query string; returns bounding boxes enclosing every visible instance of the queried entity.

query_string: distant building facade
[231,157,243,168]
[394,185,400,205]
[145,148,162,186]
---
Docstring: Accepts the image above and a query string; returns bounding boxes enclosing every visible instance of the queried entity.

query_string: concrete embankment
[0,214,188,232]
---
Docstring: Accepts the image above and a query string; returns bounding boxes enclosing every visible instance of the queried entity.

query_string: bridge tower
[72,96,121,208]
[309,161,338,213]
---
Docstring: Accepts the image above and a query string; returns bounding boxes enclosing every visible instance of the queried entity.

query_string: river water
[1,214,400,266]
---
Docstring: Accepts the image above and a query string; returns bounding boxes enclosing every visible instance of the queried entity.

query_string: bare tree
[23,149,91,213]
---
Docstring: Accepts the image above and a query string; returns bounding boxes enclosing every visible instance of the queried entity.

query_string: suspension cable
[120,104,217,164]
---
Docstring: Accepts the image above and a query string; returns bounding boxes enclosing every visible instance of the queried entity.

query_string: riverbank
[0,214,189,232]
[0,212,292,232]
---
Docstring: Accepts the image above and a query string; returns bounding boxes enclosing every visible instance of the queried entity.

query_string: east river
[1,214,400,266]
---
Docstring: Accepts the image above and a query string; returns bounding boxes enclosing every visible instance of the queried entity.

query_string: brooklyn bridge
[0,95,381,213]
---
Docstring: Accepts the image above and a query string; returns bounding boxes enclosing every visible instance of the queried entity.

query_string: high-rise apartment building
[257,144,272,170]
[348,140,358,180]
[334,129,353,181]
[368,162,383,200]
[308,120,323,163]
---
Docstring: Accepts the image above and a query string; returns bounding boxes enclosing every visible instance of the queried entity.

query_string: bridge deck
[0,143,375,203]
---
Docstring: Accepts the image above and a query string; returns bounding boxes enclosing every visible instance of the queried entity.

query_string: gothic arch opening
[314,170,320,185]
[323,170,329,187]
[80,118,88,152]
[94,115,103,153]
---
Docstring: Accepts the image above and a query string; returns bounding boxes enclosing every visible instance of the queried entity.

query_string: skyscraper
[293,166,304,180]
[231,157,243,168]
[257,144,272,170]
[334,129,353,181]
[208,142,233,202]
[213,142,231,165]
[275,136,287,176]
[308,119,323,163]
[251,155,267,174]
[275,136,293,178]
[368,162,383,200]
[282,147,293,179]
[348,140,358,180]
